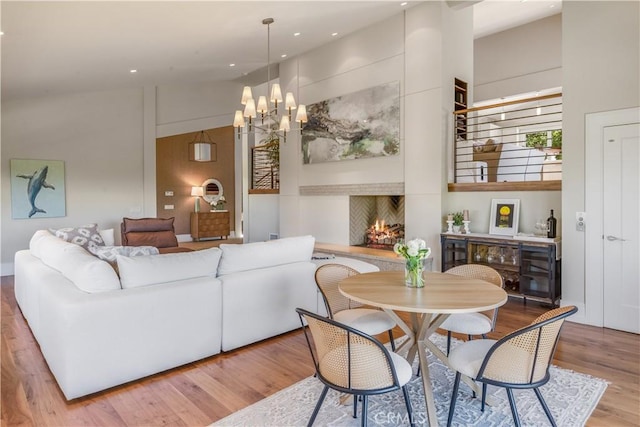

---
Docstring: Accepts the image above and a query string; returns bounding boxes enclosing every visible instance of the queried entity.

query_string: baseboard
[560,299,588,325]
[1,262,15,277]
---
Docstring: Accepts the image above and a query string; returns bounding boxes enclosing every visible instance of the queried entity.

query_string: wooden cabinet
[454,78,468,140]
[441,233,561,306]
[190,211,230,241]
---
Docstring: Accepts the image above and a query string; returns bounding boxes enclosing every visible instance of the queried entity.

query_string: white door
[603,123,640,333]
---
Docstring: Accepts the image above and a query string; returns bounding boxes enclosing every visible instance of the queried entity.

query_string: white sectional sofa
[14,231,378,400]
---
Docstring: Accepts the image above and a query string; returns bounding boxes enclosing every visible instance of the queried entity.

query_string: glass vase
[405,258,425,288]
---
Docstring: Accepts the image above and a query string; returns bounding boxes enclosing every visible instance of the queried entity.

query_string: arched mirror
[201,178,224,205]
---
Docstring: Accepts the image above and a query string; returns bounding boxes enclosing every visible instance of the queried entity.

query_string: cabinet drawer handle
[606,235,627,242]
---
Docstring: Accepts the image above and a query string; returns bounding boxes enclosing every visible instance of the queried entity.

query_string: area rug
[212,334,608,426]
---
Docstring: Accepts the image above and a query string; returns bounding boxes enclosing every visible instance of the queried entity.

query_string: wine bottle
[547,209,557,238]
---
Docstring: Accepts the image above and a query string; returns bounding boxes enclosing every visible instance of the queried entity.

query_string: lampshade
[270,83,283,104]
[243,98,257,118]
[295,104,308,124]
[257,96,268,114]
[189,131,216,162]
[241,86,253,105]
[233,110,245,128]
[279,115,290,132]
[285,92,297,110]
[191,186,204,197]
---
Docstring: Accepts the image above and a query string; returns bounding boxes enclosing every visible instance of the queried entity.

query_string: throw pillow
[98,228,115,246]
[89,245,160,263]
[117,247,222,289]
[50,223,105,253]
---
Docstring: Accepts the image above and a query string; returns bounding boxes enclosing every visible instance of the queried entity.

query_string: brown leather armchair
[121,217,192,253]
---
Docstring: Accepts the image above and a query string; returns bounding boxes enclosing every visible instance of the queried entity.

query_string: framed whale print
[11,159,66,219]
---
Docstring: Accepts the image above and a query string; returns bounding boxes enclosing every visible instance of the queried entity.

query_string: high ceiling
[1,1,561,101]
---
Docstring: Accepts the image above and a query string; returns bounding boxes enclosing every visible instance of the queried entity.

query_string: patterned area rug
[212,334,607,427]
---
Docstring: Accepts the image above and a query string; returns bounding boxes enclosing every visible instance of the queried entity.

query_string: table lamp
[191,186,204,212]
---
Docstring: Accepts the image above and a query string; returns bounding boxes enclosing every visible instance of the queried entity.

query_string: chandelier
[232,18,308,142]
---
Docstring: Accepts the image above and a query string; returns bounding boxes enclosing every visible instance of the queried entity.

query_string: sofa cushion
[121,217,178,248]
[30,230,121,293]
[217,235,315,276]
[49,223,105,253]
[98,228,115,246]
[117,247,222,289]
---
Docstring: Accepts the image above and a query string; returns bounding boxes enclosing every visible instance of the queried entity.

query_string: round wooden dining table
[339,270,508,427]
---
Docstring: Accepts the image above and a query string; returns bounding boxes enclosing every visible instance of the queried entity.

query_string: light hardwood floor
[1,276,638,426]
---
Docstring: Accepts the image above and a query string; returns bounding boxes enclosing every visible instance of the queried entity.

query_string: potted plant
[452,212,464,233]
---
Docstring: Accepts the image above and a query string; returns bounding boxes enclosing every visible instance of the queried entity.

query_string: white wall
[474,14,562,102]
[279,3,474,267]
[1,88,145,274]
[562,0,640,321]
[247,194,279,243]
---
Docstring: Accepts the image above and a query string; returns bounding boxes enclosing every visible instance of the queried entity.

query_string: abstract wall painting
[11,159,66,219]
[301,81,400,164]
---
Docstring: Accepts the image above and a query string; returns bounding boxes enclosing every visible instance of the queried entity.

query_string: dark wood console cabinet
[441,233,561,306]
[190,211,230,241]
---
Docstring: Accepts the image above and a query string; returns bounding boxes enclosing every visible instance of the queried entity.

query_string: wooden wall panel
[156,126,235,236]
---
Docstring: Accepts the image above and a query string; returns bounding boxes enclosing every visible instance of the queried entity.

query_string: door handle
[606,235,627,242]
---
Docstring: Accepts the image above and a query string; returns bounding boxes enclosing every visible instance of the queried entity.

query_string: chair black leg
[361,395,368,427]
[307,385,329,427]
[534,388,558,427]
[481,383,487,412]
[447,331,452,355]
[505,388,522,427]
[468,334,473,340]
[402,385,415,427]
[353,394,358,418]
[388,330,396,352]
[447,371,461,427]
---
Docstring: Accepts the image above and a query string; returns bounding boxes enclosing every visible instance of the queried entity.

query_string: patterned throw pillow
[89,245,160,263]
[50,223,105,253]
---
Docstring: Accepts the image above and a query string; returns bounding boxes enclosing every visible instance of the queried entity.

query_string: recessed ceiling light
[550,4,555,7]
[0,31,4,36]
[400,2,408,6]
[294,32,301,37]
[130,69,137,73]
[331,32,338,37]
[281,54,287,58]
[229,63,236,67]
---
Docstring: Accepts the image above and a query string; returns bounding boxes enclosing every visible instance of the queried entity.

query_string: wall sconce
[191,186,204,212]
[189,131,217,162]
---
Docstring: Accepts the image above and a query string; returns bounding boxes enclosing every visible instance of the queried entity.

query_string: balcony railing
[452,92,562,191]
[250,143,279,194]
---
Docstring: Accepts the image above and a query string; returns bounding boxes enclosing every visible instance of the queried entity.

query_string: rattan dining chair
[315,263,397,351]
[440,264,504,354]
[296,308,415,427]
[446,305,578,427]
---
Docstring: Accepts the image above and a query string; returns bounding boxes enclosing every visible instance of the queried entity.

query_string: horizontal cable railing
[251,144,279,191]
[453,93,562,185]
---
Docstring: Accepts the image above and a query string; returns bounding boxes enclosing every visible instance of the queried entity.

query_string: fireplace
[350,195,405,250]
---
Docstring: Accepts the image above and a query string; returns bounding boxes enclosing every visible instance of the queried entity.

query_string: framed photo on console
[489,198,520,236]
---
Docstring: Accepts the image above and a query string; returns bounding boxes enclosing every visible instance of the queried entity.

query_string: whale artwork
[17,166,56,217]
[11,159,66,219]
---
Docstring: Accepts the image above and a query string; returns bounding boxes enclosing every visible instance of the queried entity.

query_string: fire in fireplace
[365,219,405,249]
